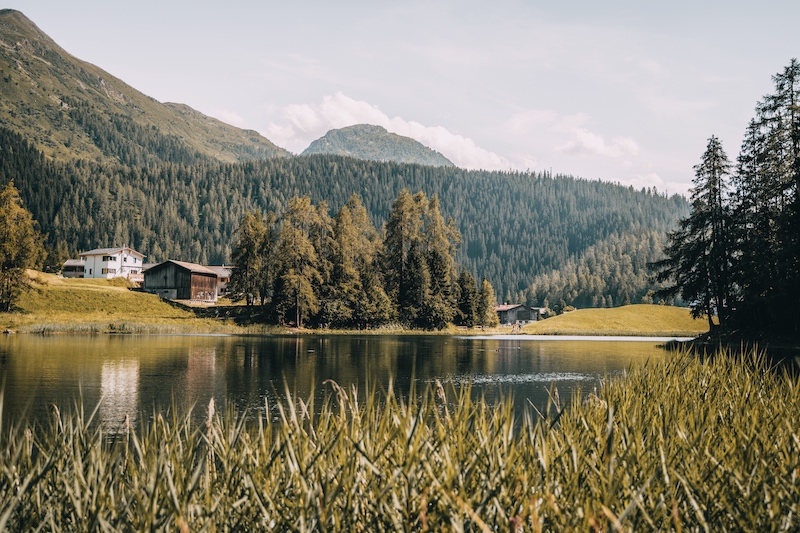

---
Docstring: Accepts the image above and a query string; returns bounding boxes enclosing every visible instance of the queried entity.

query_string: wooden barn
[495,304,539,325]
[143,260,218,302]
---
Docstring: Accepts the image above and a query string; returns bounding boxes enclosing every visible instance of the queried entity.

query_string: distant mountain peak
[302,124,454,167]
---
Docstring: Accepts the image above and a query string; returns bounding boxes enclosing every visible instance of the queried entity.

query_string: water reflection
[0,334,667,430]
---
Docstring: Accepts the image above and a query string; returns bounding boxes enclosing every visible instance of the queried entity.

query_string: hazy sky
[14,1,800,194]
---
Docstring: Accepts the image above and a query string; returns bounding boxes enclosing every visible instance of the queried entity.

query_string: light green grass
[522,304,710,336]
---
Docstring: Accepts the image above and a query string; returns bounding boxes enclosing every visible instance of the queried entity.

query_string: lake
[0,334,677,431]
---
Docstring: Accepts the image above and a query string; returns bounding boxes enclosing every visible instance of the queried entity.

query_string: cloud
[212,109,247,128]
[263,92,514,171]
[556,129,640,158]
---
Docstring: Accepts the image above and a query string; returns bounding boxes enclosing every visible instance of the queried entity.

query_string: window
[101,268,117,274]
[102,255,116,262]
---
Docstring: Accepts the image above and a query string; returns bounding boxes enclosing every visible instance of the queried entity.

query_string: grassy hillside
[1,272,244,334]
[522,304,709,336]
[0,9,289,164]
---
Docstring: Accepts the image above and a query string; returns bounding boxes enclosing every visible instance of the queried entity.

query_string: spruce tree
[456,270,479,327]
[653,136,732,329]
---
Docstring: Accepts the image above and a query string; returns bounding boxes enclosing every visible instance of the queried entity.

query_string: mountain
[0,9,289,164]
[302,124,454,167]
[0,10,689,307]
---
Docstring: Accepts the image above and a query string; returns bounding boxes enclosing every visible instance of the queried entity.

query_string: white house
[75,247,146,279]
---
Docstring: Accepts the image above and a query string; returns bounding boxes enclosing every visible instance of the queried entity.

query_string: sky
[13,1,800,195]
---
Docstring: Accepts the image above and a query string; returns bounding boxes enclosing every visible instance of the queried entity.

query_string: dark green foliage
[526,230,670,309]
[455,270,479,327]
[0,125,686,303]
[652,136,732,329]
[728,59,800,335]
[654,59,800,337]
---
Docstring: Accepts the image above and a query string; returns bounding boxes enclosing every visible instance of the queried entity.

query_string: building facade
[143,260,218,302]
[495,304,540,325]
[207,265,233,297]
[63,247,145,279]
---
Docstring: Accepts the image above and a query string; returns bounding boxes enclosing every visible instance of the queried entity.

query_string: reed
[0,349,797,530]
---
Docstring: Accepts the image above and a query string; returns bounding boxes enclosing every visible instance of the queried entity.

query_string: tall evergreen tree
[229,211,267,306]
[383,189,426,324]
[272,196,324,327]
[456,269,479,327]
[0,181,45,312]
[653,136,732,329]
[421,195,460,329]
[729,59,800,333]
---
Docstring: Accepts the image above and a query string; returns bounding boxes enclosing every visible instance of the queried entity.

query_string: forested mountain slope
[1,127,688,301]
[302,125,454,167]
[0,9,289,164]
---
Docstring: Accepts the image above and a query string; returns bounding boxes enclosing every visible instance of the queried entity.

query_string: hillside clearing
[522,304,709,337]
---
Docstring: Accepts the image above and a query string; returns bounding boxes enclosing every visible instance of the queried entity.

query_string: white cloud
[556,128,640,159]
[263,92,514,170]
[212,109,247,128]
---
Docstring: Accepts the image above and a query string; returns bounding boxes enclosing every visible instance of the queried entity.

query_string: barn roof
[154,260,218,276]
[495,304,528,312]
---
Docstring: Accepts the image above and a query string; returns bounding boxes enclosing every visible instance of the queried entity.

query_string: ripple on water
[437,372,597,385]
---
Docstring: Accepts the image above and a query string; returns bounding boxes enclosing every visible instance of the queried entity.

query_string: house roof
[207,265,233,277]
[79,246,145,258]
[148,260,218,276]
[495,303,528,312]
[62,259,84,267]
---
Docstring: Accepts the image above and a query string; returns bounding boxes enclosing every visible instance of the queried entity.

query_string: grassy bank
[3,274,706,337]
[1,271,262,334]
[0,350,798,530]
[522,304,710,336]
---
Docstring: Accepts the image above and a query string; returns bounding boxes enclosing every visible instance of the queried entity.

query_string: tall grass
[0,350,798,530]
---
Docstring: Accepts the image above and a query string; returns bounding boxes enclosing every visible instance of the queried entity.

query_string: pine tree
[0,181,45,312]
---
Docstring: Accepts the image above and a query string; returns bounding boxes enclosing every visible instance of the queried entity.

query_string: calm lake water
[0,334,674,431]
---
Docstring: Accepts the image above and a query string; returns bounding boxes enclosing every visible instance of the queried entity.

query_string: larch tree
[0,181,45,312]
[229,211,268,306]
[477,278,499,327]
[272,196,325,328]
